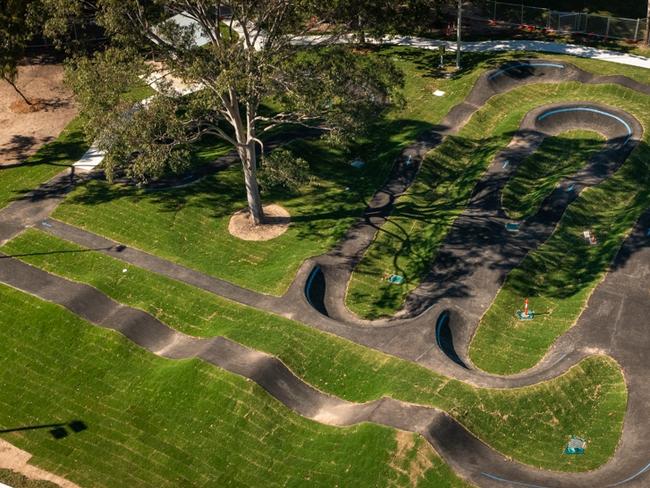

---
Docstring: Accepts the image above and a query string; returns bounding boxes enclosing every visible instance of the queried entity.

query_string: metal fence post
[606,16,611,37]
[584,14,589,34]
[634,18,641,41]
[521,3,524,24]
[493,1,497,21]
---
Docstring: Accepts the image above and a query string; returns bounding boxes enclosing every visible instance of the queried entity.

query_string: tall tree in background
[645,0,650,45]
[328,0,449,42]
[0,0,39,105]
[46,0,403,226]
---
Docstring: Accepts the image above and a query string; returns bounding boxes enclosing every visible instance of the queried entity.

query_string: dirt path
[0,439,80,488]
[0,62,77,165]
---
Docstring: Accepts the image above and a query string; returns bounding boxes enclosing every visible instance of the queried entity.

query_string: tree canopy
[49,1,405,225]
[0,0,41,104]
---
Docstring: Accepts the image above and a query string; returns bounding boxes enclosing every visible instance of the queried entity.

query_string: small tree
[0,0,40,105]
[48,1,403,226]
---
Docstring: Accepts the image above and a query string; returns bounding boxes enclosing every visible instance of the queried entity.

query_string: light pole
[456,0,462,69]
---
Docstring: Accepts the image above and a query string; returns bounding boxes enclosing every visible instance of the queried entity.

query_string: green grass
[0,283,469,488]
[53,46,482,295]
[346,80,650,319]
[502,130,605,220]
[0,117,86,210]
[3,228,628,472]
[469,135,650,374]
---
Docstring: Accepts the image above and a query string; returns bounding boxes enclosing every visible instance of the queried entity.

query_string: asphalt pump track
[1,60,650,487]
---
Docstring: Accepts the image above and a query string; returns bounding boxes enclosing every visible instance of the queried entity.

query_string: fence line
[485,1,647,42]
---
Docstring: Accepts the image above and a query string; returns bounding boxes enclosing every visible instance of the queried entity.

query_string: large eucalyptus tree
[47,1,403,225]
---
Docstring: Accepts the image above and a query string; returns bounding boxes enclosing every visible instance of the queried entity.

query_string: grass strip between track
[2,228,627,472]
[501,129,606,220]
[0,283,469,488]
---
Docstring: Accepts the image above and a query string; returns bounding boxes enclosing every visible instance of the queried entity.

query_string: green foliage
[48,0,405,221]
[0,0,40,102]
[276,46,405,143]
[64,48,148,144]
[258,148,311,194]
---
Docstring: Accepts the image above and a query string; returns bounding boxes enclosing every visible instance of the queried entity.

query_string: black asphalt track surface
[1,60,650,487]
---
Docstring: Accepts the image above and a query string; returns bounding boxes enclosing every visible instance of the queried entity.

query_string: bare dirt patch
[228,204,290,241]
[0,438,80,488]
[0,62,77,165]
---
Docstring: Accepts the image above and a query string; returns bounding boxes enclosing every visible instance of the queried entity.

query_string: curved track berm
[1,59,650,487]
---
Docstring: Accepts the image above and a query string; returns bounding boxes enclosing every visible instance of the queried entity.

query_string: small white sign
[433,89,446,97]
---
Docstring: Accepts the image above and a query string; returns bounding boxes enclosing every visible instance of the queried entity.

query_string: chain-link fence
[486,1,647,42]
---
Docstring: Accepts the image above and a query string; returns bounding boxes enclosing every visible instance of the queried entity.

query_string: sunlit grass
[3,229,628,472]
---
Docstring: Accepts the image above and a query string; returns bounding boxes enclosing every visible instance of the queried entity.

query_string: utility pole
[456,0,462,69]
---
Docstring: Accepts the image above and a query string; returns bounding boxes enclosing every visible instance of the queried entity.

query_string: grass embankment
[346,81,650,319]
[0,284,468,488]
[53,47,481,295]
[502,130,605,220]
[470,135,650,374]
[3,229,627,472]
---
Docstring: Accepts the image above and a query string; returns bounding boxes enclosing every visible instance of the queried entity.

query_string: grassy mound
[0,283,470,488]
[346,82,650,319]
[3,229,627,471]
[502,129,605,220]
[469,136,650,374]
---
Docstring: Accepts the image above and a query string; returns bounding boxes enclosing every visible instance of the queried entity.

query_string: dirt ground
[0,61,77,165]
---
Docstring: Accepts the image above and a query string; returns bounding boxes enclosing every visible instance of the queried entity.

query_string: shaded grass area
[3,229,627,472]
[0,83,156,211]
[53,46,482,295]
[502,130,606,220]
[0,284,469,488]
[0,118,86,210]
[470,136,650,374]
[346,81,650,319]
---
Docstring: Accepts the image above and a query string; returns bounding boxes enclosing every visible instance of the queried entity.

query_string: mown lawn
[53,46,482,295]
[346,81,650,319]
[0,283,469,488]
[502,129,605,220]
[3,229,627,472]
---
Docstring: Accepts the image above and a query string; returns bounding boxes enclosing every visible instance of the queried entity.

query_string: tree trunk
[2,74,32,105]
[645,1,650,45]
[241,141,265,226]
